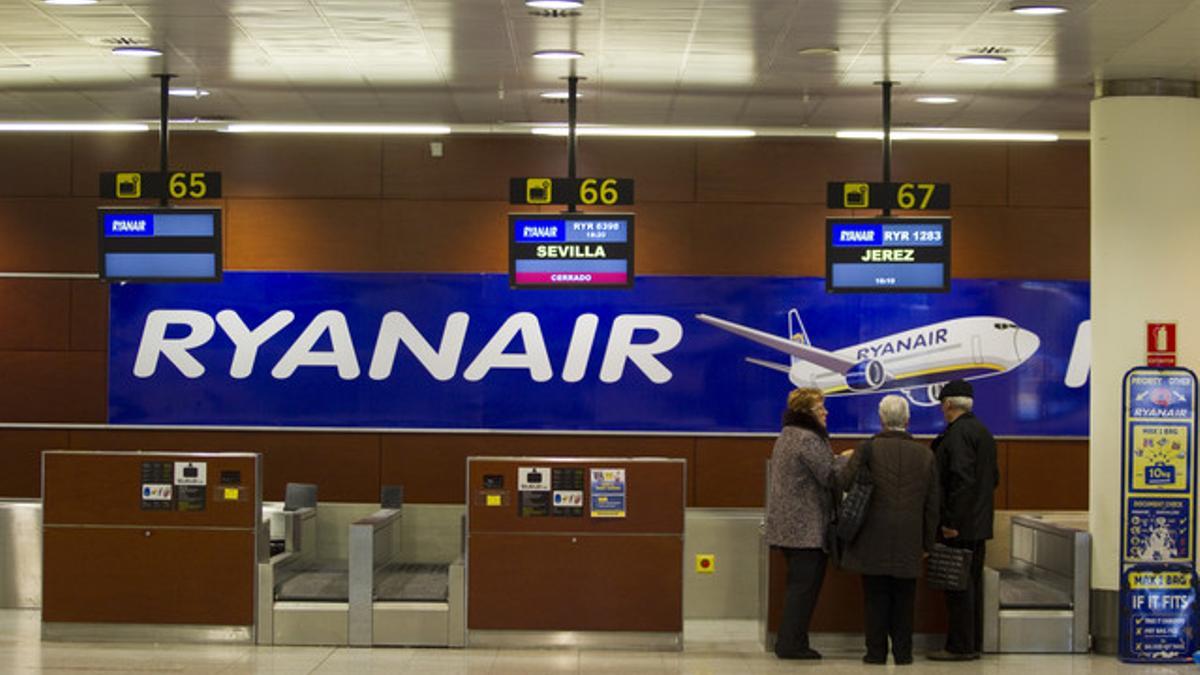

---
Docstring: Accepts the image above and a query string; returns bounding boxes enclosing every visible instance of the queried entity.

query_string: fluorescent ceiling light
[916,96,959,105]
[796,46,839,56]
[955,55,1007,65]
[837,129,1057,142]
[531,126,755,138]
[112,46,162,57]
[44,0,98,4]
[526,0,583,8]
[540,91,581,100]
[533,49,584,60]
[223,123,451,135]
[0,122,149,132]
[1011,4,1068,15]
[169,88,210,98]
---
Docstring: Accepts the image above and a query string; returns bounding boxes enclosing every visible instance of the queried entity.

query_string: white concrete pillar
[1090,91,1200,647]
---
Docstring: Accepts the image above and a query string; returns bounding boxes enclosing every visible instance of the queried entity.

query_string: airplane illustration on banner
[696,311,1041,406]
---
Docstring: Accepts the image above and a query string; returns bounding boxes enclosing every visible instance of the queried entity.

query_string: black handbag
[835,442,874,543]
[926,543,972,591]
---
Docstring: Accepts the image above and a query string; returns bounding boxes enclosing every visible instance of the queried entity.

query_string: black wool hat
[938,379,974,400]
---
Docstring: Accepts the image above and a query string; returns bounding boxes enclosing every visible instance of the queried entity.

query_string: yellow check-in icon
[843,182,869,208]
[526,178,552,204]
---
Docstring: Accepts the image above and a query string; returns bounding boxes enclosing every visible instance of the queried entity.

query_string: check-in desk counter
[466,457,685,650]
[41,451,261,643]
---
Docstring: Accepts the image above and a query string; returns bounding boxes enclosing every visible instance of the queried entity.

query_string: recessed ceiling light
[525,0,583,8]
[169,88,210,98]
[1011,4,1068,15]
[955,55,1007,65]
[540,91,582,100]
[796,46,839,56]
[916,96,959,105]
[112,46,162,57]
[44,0,99,5]
[533,49,583,60]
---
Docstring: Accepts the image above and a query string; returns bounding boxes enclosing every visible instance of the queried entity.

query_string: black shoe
[777,648,822,660]
[927,649,974,661]
[894,654,913,665]
[862,654,887,665]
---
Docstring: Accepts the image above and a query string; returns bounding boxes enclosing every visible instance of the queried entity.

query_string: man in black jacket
[928,379,998,661]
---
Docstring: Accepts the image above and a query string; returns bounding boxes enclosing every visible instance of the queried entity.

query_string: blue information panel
[1120,368,1198,662]
[98,207,222,282]
[826,217,949,293]
[509,213,634,289]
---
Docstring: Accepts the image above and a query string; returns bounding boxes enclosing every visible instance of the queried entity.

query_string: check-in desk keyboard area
[259,503,465,647]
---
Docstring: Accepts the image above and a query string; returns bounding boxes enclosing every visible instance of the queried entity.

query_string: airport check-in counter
[258,487,464,647]
[466,457,685,650]
[41,451,262,642]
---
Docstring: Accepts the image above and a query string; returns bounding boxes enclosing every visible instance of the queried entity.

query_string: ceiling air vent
[964,46,1017,56]
[528,9,581,18]
[97,36,152,47]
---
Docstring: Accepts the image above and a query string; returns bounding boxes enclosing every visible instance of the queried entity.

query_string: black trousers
[861,575,917,661]
[943,539,986,654]
[775,547,827,656]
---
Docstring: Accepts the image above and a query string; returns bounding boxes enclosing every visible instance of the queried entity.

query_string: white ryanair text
[133,310,682,384]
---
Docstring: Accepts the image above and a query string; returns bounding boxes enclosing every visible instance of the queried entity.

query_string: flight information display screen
[98,208,222,282]
[509,213,634,289]
[826,217,950,293]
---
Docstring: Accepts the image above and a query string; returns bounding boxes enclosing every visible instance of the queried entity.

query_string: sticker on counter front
[591,494,626,518]
[518,467,551,491]
[174,461,207,486]
[486,494,502,507]
[223,487,240,501]
[553,490,583,507]
[1125,497,1192,563]
[1129,423,1190,493]
[590,468,626,493]
[141,484,172,500]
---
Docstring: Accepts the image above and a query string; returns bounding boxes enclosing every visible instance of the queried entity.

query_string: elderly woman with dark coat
[765,387,848,660]
[839,394,940,665]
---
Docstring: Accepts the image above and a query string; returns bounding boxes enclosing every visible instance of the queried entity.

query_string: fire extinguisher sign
[1148,323,1178,368]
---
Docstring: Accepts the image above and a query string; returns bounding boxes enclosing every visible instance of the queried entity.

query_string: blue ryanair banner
[109,272,1090,435]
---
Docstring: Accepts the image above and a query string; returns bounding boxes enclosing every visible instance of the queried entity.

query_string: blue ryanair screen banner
[109,272,1090,435]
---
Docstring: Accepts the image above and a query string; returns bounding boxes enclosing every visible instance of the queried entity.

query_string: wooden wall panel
[1009,142,1090,208]
[637,202,826,276]
[996,440,1010,510]
[0,352,104,423]
[225,198,383,270]
[383,137,562,201]
[191,135,382,198]
[694,437,772,507]
[0,135,71,197]
[1006,440,1089,510]
[70,134,159,197]
[379,200,510,272]
[69,280,107,351]
[950,207,1089,280]
[0,279,70,350]
[0,430,70,497]
[697,139,876,203]
[0,198,99,272]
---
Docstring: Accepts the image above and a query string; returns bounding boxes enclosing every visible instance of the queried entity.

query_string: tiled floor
[0,610,1189,674]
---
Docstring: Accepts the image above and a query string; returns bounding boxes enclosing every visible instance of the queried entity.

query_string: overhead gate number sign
[826,181,950,211]
[509,177,634,206]
[509,213,634,289]
[1120,367,1198,663]
[100,171,222,200]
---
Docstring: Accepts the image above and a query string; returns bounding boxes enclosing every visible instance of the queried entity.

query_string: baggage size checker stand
[1119,367,1199,663]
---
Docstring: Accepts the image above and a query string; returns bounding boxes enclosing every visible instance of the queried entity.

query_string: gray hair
[943,395,974,413]
[878,394,910,430]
